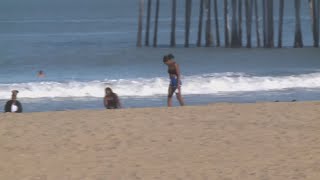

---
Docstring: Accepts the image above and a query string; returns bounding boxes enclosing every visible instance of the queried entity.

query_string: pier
[137,0,320,48]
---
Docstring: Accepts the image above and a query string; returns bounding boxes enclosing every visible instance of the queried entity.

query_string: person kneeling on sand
[4,90,23,113]
[104,87,121,109]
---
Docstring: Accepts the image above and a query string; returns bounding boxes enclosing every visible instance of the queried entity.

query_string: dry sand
[1,102,320,180]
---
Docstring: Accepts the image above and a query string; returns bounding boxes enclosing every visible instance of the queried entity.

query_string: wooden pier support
[318,0,320,47]
[205,0,213,47]
[262,0,274,48]
[311,0,319,47]
[170,0,177,47]
[294,0,303,48]
[224,0,230,47]
[153,0,160,47]
[254,0,261,47]
[262,0,267,47]
[231,0,240,47]
[137,0,144,47]
[145,0,152,46]
[238,0,243,47]
[213,0,220,47]
[278,0,284,48]
[245,0,253,48]
[197,0,204,47]
[267,0,274,48]
[185,0,192,47]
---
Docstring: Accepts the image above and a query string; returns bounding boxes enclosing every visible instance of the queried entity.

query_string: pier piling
[137,0,319,48]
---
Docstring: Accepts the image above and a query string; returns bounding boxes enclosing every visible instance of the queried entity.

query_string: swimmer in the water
[163,54,185,107]
[37,70,45,78]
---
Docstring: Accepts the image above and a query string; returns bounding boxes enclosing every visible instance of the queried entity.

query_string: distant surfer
[104,87,122,109]
[4,90,23,113]
[163,54,185,107]
[37,70,45,78]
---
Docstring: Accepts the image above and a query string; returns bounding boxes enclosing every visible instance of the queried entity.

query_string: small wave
[1,72,320,99]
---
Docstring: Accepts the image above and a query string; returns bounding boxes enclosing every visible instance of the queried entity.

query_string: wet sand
[1,102,320,180]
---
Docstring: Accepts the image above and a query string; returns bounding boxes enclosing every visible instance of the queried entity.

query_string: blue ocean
[1,0,320,112]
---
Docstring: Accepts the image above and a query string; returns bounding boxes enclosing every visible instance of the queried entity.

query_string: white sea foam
[1,72,320,99]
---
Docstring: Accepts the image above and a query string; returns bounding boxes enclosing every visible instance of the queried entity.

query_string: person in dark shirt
[104,87,121,109]
[4,90,23,113]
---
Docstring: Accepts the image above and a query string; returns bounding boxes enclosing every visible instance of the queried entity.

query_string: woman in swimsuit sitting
[163,54,185,107]
[104,87,122,109]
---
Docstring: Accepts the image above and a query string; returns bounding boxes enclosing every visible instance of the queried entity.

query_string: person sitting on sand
[104,87,121,109]
[163,54,185,107]
[4,90,23,113]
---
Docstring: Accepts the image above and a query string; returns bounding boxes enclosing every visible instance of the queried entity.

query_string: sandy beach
[1,102,320,180]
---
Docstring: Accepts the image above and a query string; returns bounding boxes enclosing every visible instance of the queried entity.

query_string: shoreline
[0,100,315,114]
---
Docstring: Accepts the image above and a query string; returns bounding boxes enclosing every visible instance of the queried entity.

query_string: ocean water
[1,0,320,112]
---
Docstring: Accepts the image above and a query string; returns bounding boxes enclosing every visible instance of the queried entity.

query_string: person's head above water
[105,87,114,96]
[37,70,45,77]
